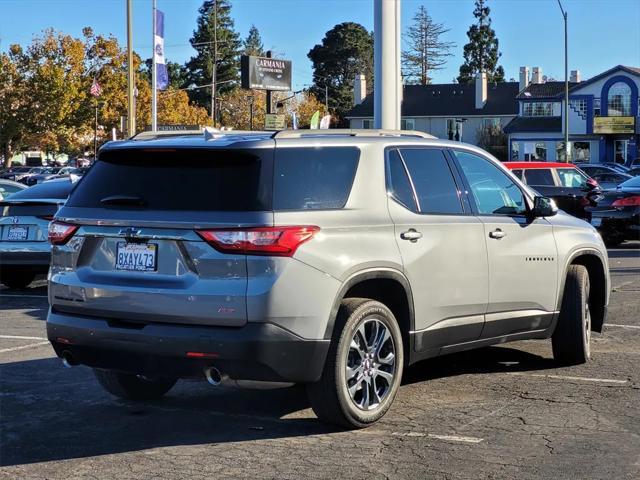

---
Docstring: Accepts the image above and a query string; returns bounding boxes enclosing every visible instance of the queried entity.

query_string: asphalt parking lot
[1,243,639,480]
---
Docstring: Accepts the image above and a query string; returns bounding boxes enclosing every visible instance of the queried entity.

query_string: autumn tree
[308,22,373,124]
[402,6,455,85]
[458,0,505,84]
[186,0,242,111]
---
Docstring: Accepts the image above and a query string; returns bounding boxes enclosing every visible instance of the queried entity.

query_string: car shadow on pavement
[0,357,337,467]
[402,345,558,386]
[1,344,558,467]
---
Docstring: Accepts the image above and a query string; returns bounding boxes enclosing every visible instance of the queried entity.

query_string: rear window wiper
[100,195,147,207]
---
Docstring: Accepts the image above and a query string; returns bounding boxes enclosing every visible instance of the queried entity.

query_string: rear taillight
[197,226,320,257]
[611,196,640,207]
[48,221,78,245]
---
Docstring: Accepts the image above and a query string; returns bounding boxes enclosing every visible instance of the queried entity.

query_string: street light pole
[126,0,136,137]
[558,0,569,161]
[151,0,157,131]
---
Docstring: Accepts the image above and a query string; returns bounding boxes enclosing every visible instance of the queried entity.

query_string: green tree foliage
[243,25,265,57]
[186,0,242,111]
[457,0,505,84]
[308,22,373,124]
[402,6,455,85]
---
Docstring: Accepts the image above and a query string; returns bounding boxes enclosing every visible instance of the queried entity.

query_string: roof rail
[130,130,204,141]
[272,129,435,140]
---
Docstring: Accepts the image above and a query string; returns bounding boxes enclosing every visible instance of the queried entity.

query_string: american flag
[90,78,102,97]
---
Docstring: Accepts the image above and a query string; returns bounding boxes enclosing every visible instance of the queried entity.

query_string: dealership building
[347,65,639,164]
[505,65,640,164]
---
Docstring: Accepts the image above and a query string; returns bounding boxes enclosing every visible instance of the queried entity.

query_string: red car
[504,162,600,220]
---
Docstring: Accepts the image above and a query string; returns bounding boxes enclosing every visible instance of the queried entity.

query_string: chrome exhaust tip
[204,366,224,386]
[61,351,77,368]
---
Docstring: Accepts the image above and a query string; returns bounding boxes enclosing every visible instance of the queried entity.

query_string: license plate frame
[115,242,158,272]
[7,225,28,241]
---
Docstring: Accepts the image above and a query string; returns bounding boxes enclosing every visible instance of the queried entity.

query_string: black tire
[552,264,591,365]
[94,369,177,401]
[0,270,36,289]
[306,298,404,429]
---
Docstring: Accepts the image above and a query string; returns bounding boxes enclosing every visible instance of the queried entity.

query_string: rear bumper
[47,308,330,383]
[0,250,50,268]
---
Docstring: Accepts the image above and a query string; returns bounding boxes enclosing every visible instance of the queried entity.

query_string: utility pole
[94,100,98,160]
[151,0,157,131]
[211,3,217,127]
[558,0,569,161]
[126,0,136,137]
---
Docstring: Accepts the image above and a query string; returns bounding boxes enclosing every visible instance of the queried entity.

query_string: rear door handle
[489,228,507,240]
[400,229,423,242]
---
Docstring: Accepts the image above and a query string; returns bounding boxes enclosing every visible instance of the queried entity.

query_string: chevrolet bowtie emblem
[119,227,142,237]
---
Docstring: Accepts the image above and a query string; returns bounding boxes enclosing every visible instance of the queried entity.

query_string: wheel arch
[557,249,609,333]
[324,269,415,361]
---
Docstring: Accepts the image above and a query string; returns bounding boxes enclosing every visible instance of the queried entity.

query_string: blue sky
[1,0,639,90]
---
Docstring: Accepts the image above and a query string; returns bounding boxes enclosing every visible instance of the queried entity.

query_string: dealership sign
[241,55,292,91]
[593,116,635,134]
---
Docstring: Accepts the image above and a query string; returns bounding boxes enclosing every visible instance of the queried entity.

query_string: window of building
[535,142,547,161]
[569,98,588,119]
[446,118,462,141]
[401,118,415,130]
[593,98,601,117]
[572,141,591,162]
[453,150,527,216]
[556,141,569,162]
[523,102,555,117]
[362,119,374,129]
[511,142,520,160]
[607,82,632,116]
[398,149,463,214]
[482,118,501,130]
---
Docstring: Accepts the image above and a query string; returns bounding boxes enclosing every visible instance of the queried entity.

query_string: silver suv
[47,130,610,428]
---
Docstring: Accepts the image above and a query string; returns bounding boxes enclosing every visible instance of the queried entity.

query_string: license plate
[7,226,28,241]
[591,217,602,227]
[115,242,157,272]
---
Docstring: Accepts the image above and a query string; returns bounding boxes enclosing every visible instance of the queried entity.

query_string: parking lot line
[607,324,640,330]
[512,373,629,384]
[0,335,48,341]
[0,341,50,354]
[391,432,484,444]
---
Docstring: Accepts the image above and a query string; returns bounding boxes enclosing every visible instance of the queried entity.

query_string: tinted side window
[274,147,359,210]
[399,149,463,214]
[511,169,524,180]
[524,169,555,186]
[387,149,417,211]
[454,150,527,216]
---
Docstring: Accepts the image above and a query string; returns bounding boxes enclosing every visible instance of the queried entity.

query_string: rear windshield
[66,149,273,211]
[66,146,360,212]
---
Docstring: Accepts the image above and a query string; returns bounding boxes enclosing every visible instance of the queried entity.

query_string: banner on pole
[319,115,331,129]
[309,111,320,129]
[154,9,168,90]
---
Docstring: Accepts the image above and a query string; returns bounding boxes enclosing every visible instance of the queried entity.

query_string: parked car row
[505,161,639,246]
[0,166,88,186]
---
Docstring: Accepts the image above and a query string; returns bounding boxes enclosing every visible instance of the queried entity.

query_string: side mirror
[585,178,600,191]
[532,196,558,218]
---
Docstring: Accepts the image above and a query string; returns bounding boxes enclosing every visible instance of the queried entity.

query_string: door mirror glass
[532,196,558,218]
